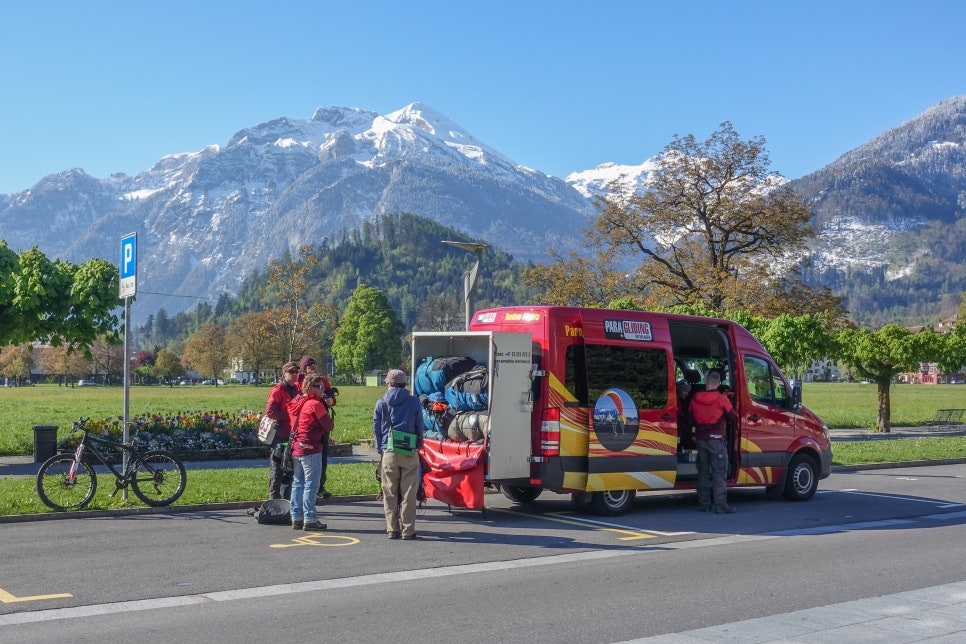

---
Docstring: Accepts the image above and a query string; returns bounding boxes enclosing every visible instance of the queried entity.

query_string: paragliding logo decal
[592,388,639,452]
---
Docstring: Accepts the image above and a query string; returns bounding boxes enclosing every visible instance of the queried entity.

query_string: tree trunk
[875,377,891,433]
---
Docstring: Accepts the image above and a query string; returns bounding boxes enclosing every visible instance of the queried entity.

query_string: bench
[923,408,966,426]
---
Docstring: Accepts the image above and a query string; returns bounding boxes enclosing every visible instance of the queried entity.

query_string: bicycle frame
[69,428,145,492]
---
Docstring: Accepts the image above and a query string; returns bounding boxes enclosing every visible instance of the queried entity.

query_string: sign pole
[119,234,137,500]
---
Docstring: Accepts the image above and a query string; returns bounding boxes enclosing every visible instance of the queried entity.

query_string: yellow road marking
[270,534,360,548]
[491,506,655,541]
[0,587,72,603]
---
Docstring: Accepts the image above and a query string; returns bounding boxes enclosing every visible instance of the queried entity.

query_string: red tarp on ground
[420,439,486,510]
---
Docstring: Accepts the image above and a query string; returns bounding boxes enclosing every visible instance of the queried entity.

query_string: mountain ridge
[2,98,965,327]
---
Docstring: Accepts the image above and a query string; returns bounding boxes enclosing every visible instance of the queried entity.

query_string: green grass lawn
[801,382,966,429]
[2,437,965,517]
[4,380,966,517]
[3,381,964,455]
[0,383,386,455]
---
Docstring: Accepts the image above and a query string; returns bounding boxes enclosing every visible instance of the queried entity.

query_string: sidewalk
[3,426,965,479]
[0,444,380,478]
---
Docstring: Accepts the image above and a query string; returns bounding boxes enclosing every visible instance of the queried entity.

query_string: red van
[413,306,832,515]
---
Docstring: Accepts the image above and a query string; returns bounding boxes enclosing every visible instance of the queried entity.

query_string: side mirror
[791,383,802,410]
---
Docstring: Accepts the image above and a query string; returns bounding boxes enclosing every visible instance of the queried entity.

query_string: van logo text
[603,319,653,341]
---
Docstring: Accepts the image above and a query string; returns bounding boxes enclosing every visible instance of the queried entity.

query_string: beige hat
[385,369,408,385]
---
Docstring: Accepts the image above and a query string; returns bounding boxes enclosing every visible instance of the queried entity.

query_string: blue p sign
[119,233,137,298]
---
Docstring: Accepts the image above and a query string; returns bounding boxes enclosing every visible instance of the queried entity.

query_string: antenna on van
[442,241,488,331]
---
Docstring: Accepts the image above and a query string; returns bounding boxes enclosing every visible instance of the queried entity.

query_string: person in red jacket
[264,361,300,500]
[298,355,336,499]
[287,372,335,531]
[687,370,738,514]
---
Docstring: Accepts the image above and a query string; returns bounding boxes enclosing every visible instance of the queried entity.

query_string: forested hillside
[135,213,538,346]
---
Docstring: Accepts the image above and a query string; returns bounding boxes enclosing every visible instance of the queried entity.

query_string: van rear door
[411,331,533,480]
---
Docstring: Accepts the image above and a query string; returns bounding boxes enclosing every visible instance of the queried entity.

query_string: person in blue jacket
[373,369,425,540]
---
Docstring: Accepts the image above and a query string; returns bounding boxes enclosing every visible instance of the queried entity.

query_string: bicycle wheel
[131,450,186,506]
[36,454,97,511]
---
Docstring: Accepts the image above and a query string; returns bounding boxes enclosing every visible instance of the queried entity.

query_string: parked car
[77,380,97,387]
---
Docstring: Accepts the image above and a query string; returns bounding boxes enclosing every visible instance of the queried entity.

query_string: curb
[0,494,382,524]
[830,457,966,472]
[6,457,966,523]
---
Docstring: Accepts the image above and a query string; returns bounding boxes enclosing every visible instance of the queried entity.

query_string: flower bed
[59,410,262,454]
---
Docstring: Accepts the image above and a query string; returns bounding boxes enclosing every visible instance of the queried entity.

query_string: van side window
[565,345,588,405]
[743,356,789,407]
[584,345,669,410]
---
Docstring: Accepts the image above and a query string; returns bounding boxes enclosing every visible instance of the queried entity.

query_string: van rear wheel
[783,453,818,501]
[500,484,542,504]
[590,489,636,516]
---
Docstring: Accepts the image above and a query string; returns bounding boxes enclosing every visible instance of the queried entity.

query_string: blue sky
[2,0,964,195]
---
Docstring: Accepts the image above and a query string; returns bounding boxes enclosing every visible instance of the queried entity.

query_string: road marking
[764,518,914,536]
[826,488,963,507]
[547,512,696,538]
[491,506,658,540]
[270,534,359,548]
[0,587,72,604]
[2,539,775,626]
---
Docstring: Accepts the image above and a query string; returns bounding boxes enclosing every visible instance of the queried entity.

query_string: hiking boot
[713,505,736,514]
[319,489,332,499]
[292,519,304,529]
[401,533,417,540]
[698,504,712,512]
[388,531,401,540]
[303,521,328,531]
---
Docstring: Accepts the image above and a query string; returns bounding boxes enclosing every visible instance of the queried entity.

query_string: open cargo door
[412,331,534,482]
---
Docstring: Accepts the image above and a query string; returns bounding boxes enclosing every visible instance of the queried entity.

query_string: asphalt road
[2,462,965,642]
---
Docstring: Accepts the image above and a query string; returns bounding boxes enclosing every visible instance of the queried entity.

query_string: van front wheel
[500,484,542,504]
[783,454,818,501]
[591,489,636,516]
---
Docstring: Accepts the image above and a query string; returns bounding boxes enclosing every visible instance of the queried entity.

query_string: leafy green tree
[181,322,230,382]
[332,284,405,380]
[0,242,120,354]
[836,324,944,432]
[754,313,838,380]
[152,348,185,385]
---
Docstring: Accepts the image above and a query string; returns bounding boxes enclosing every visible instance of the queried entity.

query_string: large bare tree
[530,122,842,317]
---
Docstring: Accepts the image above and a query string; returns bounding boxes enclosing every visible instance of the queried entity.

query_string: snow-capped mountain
[566,160,658,199]
[791,95,966,324]
[2,97,965,327]
[0,103,594,323]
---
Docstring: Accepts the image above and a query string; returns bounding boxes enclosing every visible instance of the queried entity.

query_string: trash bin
[33,425,59,463]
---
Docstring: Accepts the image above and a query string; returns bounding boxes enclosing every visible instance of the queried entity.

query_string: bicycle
[36,417,187,511]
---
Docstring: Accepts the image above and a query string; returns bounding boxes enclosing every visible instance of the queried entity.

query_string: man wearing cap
[264,361,300,500]
[299,355,335,499]
[373,369,425,540]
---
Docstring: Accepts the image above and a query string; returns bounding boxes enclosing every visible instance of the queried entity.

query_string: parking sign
[119,233,137,298]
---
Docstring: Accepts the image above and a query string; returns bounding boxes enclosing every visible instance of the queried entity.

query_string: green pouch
[387,428,416,455]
